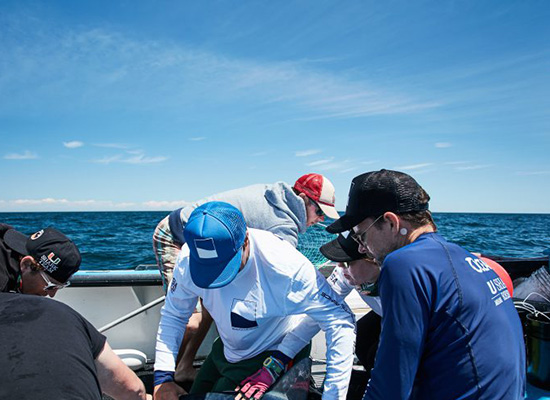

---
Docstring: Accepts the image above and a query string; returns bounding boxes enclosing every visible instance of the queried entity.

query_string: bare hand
[153,382,187,400]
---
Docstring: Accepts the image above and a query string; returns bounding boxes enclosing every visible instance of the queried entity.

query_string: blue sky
[1,0,549,213]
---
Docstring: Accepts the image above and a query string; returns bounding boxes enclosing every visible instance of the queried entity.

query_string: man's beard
[371,240,401,264]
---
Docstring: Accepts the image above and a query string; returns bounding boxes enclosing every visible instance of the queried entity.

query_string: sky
[1,0,549,213]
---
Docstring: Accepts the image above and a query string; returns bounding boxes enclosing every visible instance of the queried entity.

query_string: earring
[400,228,408,236]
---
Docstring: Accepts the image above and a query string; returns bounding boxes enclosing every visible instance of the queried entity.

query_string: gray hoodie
[173,182,307,248]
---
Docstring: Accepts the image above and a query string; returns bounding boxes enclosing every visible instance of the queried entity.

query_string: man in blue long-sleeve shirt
[328,169,525,400]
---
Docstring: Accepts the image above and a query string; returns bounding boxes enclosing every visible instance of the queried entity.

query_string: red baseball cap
[294,173,340,219]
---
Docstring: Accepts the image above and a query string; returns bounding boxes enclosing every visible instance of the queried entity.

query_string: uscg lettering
[465,257,491,273]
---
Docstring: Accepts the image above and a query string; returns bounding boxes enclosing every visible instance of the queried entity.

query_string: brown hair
[399,187,437,230]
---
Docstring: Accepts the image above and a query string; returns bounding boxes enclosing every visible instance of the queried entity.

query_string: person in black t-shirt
[0,224,81,296]
[0,292,148,400]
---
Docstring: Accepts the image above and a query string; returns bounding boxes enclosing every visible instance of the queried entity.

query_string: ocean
[0,212,548,270]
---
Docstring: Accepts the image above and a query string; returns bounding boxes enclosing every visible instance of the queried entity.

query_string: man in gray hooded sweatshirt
[152,173,340,385]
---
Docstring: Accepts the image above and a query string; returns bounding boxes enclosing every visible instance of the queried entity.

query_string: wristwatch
[263,356,285,378]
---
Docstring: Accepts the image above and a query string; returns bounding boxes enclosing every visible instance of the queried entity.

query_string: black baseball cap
[327,169,429,234]
[4,227,82,283]
[320,232,363,262]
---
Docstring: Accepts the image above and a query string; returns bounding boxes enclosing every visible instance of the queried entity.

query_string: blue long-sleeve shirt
[364,232,525,400]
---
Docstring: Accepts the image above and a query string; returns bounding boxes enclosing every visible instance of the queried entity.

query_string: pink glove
[235,366,278,400]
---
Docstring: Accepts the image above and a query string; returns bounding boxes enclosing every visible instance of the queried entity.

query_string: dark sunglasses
[308,197,324,217]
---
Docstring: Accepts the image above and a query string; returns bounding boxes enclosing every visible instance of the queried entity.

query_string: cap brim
[318,204,340,220]
[326,213,365,234]
[3,229,29,255]
[189,247,243,289]
[320,239,354,262]
[320,232,364,262]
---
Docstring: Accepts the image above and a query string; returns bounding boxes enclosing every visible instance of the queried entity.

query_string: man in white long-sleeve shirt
[274,232,382,384]
[154,201,355,400]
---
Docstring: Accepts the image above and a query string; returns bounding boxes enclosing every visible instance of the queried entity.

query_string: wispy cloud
[189,137,206,142]
[0,19,440,121]
[93,152,168,165]
[93,155,123,164]
[455,164,492,171]
[444,161,470,165]
[93,143,131,150]
[435,142,452,148]
[123,154,169,164]
[306,157,335,166]
[63,141,84,149]
[340,167,359,173]
[515,170,550,176]
[303,157,359,173]
[394,163,434,171]
[251,151,268,157]
[295,149,322,157]
[4,150,38,160]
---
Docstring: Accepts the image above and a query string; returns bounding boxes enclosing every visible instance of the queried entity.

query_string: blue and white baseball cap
[184,201,247,289]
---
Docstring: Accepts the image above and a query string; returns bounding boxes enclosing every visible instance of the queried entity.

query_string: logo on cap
[31,230,44,240]
[39,253,61,273]
[195,238,219,259]
[47,252,61,264]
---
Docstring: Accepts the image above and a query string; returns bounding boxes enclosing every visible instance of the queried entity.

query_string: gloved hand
[235,356,285,400]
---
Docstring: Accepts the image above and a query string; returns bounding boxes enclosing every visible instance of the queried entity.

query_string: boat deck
[57,258,550,399]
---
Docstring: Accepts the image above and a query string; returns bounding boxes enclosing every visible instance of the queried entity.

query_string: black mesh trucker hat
[327,169,430,234]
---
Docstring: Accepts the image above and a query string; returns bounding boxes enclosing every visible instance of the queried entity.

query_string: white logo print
[30,230,44,240]
[195,238,218,259]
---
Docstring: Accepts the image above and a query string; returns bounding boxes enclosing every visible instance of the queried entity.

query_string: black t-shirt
[0,292,107,400]
[0,224,22,292]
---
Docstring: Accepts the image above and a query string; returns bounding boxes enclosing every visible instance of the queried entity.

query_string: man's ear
[384,212,401,234]
[19,256,35,272]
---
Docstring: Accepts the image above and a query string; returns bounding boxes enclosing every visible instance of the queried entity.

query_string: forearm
[320,317,356,400]
[154,294,194,372]
[102,374,147,400]
[95,343,148,400]
[154,314,187,372]
[289,270,357,399]
[276,316,320,358]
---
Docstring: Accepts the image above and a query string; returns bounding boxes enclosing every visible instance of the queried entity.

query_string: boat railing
[98,295,166,333]
[68,265,163,287]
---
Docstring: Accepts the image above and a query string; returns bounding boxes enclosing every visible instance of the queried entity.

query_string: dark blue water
[0,212,548,270]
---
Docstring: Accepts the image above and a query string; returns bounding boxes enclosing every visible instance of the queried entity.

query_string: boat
[54,256,550,399]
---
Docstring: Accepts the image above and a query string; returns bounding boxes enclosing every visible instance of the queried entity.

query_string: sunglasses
[39,270,70,291]
[350,215,384,248]
[340,256,379,269]
[308,197,324,217]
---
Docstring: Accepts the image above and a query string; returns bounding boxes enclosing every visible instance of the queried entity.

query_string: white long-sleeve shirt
[154,228,356,400]
[277,266,382,384]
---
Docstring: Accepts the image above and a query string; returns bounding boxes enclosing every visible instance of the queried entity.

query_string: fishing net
[297,223,337,269]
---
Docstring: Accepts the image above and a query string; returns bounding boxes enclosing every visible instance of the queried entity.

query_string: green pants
[190,337,311,394]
